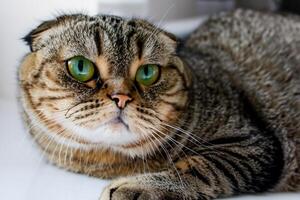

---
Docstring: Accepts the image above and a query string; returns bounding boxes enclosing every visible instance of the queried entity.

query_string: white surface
[0,98,299,200]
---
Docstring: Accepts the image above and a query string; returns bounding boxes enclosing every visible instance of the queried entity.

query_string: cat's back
[185,9,300,191]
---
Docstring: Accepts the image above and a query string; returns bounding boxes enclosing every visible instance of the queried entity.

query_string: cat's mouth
[107,116,129,130]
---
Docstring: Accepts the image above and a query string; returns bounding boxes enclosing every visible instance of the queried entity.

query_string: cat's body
[184,9,300,192]
[19,9,299,199]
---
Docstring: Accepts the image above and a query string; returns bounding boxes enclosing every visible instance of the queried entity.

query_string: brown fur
[18,10,299,200]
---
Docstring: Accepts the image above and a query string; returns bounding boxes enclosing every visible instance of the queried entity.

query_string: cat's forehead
[96,15,127,31]
[45,16,139,53]
[61,14,149,43]
[27,14,177,78]
[59,15,154,75]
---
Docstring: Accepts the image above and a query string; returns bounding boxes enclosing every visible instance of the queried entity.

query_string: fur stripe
[94,26,102,56]
[207,135,250,146]
[210,152,249,187]
[188,166,211,186]
[203,154,239,192]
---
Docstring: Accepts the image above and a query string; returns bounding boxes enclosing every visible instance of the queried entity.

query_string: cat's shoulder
[202,9,300,29]
[186,9,300,52]
[190,9,300,37]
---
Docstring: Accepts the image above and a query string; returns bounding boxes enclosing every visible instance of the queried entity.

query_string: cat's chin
[64,118,142,147]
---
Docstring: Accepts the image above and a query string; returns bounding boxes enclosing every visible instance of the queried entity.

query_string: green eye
[136,64,160,86]
[67,56,95,82]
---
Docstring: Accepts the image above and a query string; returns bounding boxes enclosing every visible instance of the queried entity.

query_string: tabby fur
[18,9,300,199]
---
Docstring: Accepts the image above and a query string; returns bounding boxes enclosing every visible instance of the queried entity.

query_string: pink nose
[111,94,132,109]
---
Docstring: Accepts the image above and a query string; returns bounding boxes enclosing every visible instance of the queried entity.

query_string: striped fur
[18,10,299,200]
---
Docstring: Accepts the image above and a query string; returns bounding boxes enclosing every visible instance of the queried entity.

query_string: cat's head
[19,14,192,157]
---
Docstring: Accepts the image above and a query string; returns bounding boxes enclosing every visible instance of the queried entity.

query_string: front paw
[99,177,178,200]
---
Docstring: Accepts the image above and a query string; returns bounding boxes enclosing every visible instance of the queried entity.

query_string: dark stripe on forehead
[126,28,144,59]
[127,20,144,59]
[96,16,140,76]
[126,25,136,47]
[94,26,102,56]
[136,38,144,59]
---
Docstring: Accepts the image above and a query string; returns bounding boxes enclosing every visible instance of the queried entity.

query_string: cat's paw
[99,177,177,200]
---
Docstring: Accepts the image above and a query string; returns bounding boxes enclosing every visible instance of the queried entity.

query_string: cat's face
[19,14,191,157]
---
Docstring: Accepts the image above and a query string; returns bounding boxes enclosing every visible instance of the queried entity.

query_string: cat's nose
[110,94,133,109]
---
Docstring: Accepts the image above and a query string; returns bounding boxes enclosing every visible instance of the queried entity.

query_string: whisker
[150,129,187,193]
[146,2,176,41]
[131,104,218,149]
[132,117,186,191]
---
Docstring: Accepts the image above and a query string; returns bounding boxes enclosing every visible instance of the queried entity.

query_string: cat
[18,9,300,200]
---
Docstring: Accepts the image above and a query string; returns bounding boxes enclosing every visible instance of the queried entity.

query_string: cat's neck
[28,123,166,178]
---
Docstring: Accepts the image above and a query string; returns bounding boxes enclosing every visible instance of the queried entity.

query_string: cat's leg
[99,169,214,200]
[99,130,283,200]
[99,155,245,200]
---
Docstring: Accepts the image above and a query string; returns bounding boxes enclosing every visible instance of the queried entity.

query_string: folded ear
[23,19,58,52]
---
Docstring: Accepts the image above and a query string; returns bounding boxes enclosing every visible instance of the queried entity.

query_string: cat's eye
[135,64,160,86]
[67,56,95,82]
